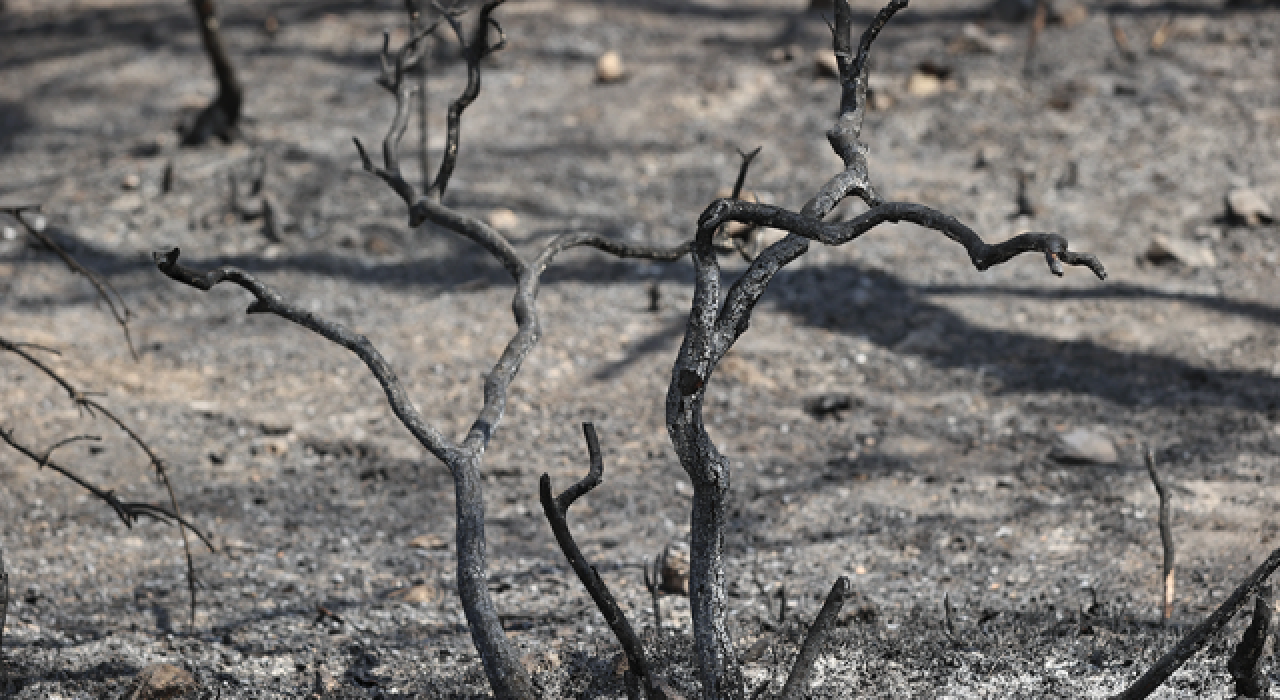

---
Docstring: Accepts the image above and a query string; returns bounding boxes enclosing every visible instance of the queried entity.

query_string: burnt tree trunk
[183,0,243,145]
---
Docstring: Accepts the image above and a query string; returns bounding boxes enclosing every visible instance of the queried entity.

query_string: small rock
[1225,187,1274,227]
[521,649,560,674]
[125,663,198,700]
[596,51,625,83]
[814,50,840,78]
[659,543,690,596]
[409,533,448,550]
[1050,428,1118,465]
[767,44,799,63]
[1145,235,1217,268]
[386,583,438,604]
[906,70,942,98]
[2,226,16,241]
[485,207,520,232]
[109,193,144,213]
[250,437,289,458]
[122,173,141,190]
[1049,1,1089,29]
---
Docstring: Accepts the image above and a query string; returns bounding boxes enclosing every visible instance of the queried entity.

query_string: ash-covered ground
[3,0,1280,697]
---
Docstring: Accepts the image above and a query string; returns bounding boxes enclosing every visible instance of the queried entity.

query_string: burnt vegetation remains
[4,0,1280,698]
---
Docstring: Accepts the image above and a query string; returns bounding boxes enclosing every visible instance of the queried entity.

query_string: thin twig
[779,577,851,699]
[1112,547,1280,700]
[1144,447,1175,625]
[541,423,660,699]
[2,206,137,360]
[644,553,664,635]
[0,336,212,629]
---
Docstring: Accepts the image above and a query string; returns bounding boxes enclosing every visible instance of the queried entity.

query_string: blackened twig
[644,552,664,634]
[1113,548,1280,700]
[1144,447,1175,625]
[541,423,659,699]
[0,336,212,628]
[1,545,7,656]
[2,206,137,360]
[779,576,851,699]
[943,592,957,643]
[426,0,508,201]
[404,0,432,191]
[1227,585,1272,698]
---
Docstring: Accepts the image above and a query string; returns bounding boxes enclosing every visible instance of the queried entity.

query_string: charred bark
[183,0,243,145]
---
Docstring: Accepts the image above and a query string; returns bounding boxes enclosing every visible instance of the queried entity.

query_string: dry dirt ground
[3,0,1280,697]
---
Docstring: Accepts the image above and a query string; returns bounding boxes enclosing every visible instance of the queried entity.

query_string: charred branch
[1227,585,1272,698]
[1113,548,1280,700]
[0,336,211,628]
[183,0,244,145]
[1144,447,1175,625]
[2,206,136,360]
[644,553,664,634]
[1,544,7,656]
[540,423,660,699]
[665,2,1105,696]
[160,4,692,695]
[779,577,851,700]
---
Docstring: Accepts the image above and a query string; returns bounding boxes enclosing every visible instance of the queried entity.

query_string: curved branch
[699,199,1107,276]
[426,0,509,200]
[541,424,660,698]
[3,206,137,360]
[153,248,458,465]
[0,335,214,628]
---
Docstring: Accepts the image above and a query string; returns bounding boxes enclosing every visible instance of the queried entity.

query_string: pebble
[814,50,840,78]
[906,70,942,98]
[596,51,625,83]
[409,533,447,550]
[1225,187,1274,227]
[386,583,438,604]
[122,173,141,190]
[659,543,690,596]
[485,207,520,232]
[1050,1,1090,29]
[1050,428,1118,465]
[124,663,197,700]
[1145,235,1216,268]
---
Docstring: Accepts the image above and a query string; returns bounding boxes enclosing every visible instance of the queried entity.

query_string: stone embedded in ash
[1226,187,1274,227]
[659,543,690,596]
[1050,428,1118,465]
[814,50,840,78]
[386,583,438,604]
[125,663,198,700]
[596,51,625,83]
[409,533,447,550]
[486,207,520,233]
[1145,235,1217,268]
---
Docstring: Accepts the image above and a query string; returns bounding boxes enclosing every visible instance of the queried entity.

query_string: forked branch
[0,336,212,627]
[541,423,661,699]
